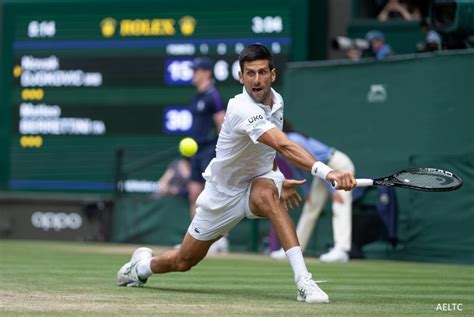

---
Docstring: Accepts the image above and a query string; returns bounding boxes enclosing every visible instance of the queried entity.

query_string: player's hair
[239,44,274,71]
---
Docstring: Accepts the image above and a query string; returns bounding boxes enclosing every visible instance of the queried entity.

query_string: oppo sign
[31,211,82,231]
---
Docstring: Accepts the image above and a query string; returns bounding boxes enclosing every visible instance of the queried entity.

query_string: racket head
[374,168,463,192]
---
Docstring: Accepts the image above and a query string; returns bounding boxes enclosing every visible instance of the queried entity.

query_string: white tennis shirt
[202,87,284,196]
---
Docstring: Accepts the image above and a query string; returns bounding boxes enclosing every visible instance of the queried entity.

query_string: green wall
[283,51,474,263]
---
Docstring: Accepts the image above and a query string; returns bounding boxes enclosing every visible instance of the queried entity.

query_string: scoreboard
[0,0,310,193]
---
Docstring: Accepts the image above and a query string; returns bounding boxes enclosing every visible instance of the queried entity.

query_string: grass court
[0,240,472,316]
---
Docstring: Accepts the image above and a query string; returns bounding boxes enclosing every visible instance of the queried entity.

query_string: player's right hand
[326,171,356,191]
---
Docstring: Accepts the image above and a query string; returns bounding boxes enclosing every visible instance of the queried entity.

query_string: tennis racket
[336,168,463,192]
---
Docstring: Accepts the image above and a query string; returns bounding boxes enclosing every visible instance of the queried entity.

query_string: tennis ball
[179,137,198,157]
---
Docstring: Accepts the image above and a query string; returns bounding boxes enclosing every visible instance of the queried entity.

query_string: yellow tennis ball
[179,137,198,157]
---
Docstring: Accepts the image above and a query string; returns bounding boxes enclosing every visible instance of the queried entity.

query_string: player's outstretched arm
[258,127,314,171]
[258,127,356,191]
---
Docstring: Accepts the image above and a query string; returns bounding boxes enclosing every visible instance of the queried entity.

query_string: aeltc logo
[436,303,463,312]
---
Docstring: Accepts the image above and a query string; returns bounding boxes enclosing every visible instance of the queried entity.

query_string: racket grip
[355,179,374,187]
[331,178,374,188]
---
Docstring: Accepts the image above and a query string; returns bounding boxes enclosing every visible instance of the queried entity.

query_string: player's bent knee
[257,188,280,212]
[262,187,279,201]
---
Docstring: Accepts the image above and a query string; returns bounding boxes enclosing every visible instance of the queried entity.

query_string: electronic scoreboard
[0,0,310,192]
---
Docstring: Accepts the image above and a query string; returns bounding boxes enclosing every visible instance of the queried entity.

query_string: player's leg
[117,181,242,287]
[150,233,219,273]
[248,175,329,303]
[249,178,299,249]
[117,233,219,287]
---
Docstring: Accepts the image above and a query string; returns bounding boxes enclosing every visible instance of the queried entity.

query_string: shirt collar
[242,87,283,114]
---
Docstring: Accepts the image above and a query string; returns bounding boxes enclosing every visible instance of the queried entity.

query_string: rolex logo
[100,17,117,38]
[179,16,196,36]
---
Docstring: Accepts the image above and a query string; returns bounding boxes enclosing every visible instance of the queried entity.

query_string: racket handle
[332,178,374,189]
[355,179,374,187]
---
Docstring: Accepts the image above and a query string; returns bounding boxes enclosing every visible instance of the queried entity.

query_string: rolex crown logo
[100,17,117,38]
[179,16,196,36]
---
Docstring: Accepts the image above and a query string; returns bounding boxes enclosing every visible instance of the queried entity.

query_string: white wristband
[311,161,334,180]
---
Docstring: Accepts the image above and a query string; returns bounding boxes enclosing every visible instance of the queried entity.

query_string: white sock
[136,258,153,279]
[285,246,309,282]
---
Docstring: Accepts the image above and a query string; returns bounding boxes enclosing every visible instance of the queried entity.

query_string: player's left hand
[280,179,305,211]
[326,171,356,191]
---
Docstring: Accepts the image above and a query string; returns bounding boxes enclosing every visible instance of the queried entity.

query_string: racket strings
[395,172,461,189]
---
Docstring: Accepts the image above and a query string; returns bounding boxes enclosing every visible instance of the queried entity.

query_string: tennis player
[117,44,356,303]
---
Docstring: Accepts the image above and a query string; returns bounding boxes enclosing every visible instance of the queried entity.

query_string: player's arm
[258,127,356,190]
[258,127,314,171]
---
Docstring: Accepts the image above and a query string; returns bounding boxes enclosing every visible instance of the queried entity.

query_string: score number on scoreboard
[13,13,290,144]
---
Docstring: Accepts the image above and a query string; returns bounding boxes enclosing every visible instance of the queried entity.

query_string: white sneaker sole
[297,294,330,303]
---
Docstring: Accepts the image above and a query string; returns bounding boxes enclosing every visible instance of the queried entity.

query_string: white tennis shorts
[188,169,285,241]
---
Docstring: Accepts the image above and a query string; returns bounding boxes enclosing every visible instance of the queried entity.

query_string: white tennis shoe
[319,247,349,263]
[116,247,153,287]
[296,273,330,303]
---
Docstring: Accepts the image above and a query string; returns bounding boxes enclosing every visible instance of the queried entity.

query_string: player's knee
[258,188,279,212]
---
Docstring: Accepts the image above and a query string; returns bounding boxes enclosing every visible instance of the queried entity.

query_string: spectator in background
[151,158,190,200]
[271,121,355,263]
[188,56,228,253]
[377,0,422,21]
[417,19,443,52]
[421,31,442,52]
[345,45,362,61]
[365,30,393,60]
